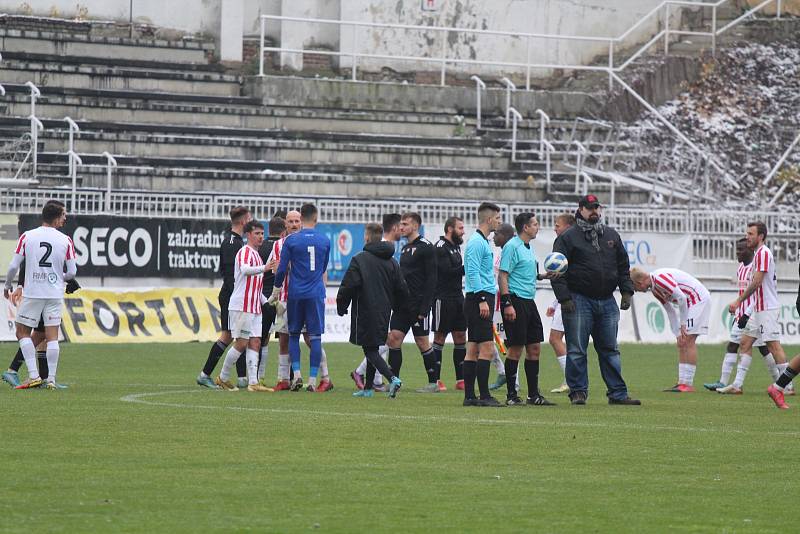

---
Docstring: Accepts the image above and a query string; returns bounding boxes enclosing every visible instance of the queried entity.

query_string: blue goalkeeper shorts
[287,297,325,336]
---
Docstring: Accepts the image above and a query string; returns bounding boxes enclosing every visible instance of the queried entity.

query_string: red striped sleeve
[14,233,26,254]
[66,237,75,260]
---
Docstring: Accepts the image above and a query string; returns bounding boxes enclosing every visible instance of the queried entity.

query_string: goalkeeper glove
[66,278,81,294]
[266,286,281,306]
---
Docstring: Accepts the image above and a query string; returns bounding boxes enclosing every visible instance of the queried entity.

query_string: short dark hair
[300,203,317,221]
[495,223,515,240]
[365,222,383,243]
[747,221,767,240]
[41,200,65,224]
[382,213,401,234]
[514,212,535,234]
[230,206,250,224]
[268,217,286,236]
[555,213,576,226]
[274,209,288,219]
[478,202,500,223]
[243,220,264,234]
[401,212,422,227]
[444,216,462,235]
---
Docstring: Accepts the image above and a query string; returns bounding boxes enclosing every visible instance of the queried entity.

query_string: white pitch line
[119,389,800,437]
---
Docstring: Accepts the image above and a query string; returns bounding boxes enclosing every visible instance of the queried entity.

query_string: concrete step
[0,50,227,73]
[0,58,241,97]
[0,27,213,64]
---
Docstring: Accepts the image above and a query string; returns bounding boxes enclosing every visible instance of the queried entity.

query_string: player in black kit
[431,216,467,392]
[256,216,285,383]
[385,212,439,391]
[196,206,252,389]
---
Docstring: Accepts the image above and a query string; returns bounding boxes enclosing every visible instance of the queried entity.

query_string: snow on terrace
[634,38,800,208]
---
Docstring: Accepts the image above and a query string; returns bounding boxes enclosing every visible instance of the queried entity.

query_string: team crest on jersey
[47,273,58,284]
[607,240,615,248]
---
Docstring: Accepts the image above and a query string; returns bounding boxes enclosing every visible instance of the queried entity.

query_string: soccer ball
[544,252,568,274]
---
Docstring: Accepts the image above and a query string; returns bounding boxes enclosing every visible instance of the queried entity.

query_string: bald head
[286,210,301,234]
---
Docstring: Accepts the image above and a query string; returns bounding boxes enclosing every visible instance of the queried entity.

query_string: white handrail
[67,150,83,210]
[542,140,555,194]
[763,132,800,187]
[500,77,516,128]
[536,109,550,159]
[102,151,118,213]
[509,107,523,162]
[471,75,486,130]
[573,141,587,193]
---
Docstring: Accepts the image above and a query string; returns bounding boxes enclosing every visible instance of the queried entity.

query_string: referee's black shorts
[261,303,277,342]
[390,305,430,337]
[464,292,494,343]
[502,295,544,347]
[432,296,466,334]
[218,290,232,332]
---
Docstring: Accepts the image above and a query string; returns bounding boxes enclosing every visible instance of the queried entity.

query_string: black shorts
[390,306,430,337]
[502,295,544,347]
[218,290,232,332]
[432,297,466,334]
[261,303,277,340]
[464,292,495,343]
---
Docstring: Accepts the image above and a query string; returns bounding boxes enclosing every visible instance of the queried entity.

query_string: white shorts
[685,300,711,336]
[550,308,564,333]
[16,298,62,328]
[729,322,765,347]
[743,309,781,343]
[228,310,262,340]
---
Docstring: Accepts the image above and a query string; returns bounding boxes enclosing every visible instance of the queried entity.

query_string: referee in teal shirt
[462,202,502,407]
[499,212,555,406]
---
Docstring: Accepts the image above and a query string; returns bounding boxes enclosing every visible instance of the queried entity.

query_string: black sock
[235,351,247,380]
[389,348,403,378]
[9,348,24,372]
[432,343,443,381]
[777,366,799,389]
[422,348,437,383]
[462,360,477,399]
[476,359,491,399]
[365,361,376,390]
[202,340,227,376]
[365,347,394,383]
[453,345,466,380]
[525,359,540,398]
[37,351,48,379]
[504,358,519,398]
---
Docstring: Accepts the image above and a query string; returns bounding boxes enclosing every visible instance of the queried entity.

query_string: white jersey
[228,245,264,314]
[650,268,710,308]
[13,226,76,299]
[751,244,779,312]
[268,238,289,303]
[735,262,755,319]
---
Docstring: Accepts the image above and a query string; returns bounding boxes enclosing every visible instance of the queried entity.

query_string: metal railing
[764,131,800,207]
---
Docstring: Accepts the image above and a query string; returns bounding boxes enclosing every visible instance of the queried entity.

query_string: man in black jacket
[337,223,407,398]
[551,194,640,406]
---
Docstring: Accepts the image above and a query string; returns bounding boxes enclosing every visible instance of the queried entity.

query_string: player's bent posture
[269,203,331,392]
[198,206,252,389]
[4,201,76,390]
[704,238,780,392]
[351,213,402,391]
[546,212,576,394]
[767,264,800,409]
[631,267,711,392]
[337,223,407,398]
[432,216,466,392]
[725,221,788,395]
[385,212,439,392]
[499,212,555,406]
[215,221,272,392]
[462,202,503,407]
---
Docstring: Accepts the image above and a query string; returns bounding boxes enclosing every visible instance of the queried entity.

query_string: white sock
[492,346,505,375]
[356,358,368,375]
[379,344,389,359]
[720,353,738,384]
[220,347,242,382]
[762,353,779,381]
[246,349,259,385]
[732,354,752,389]
[45,340,59,383]
[258,345,268,380]
[683,363,696,386]
[308,376,317,387]
[778,362,789,374]
[18,337,39,380]
[557,354,567,375]
[320,348,329,379]
[278,353,290,380]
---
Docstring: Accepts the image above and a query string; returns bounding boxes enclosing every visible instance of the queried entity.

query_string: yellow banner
[61,288,223,343]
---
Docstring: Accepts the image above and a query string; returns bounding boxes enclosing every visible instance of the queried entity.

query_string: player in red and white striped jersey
[704,238,783,393]
[725,222,790,399]
[631,267,711,392]
[215,220,272,392]
[3,201,76,389]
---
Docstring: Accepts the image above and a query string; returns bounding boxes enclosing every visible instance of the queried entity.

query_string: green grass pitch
[1,341,798,533]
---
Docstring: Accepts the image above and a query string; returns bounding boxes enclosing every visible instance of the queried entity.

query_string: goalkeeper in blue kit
[269,203,331,392]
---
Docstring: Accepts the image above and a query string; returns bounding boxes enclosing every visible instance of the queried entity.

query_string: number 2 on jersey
[307,246,316,271]
[39,242,53,267]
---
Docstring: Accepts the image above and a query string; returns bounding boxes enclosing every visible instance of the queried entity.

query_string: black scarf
[575,213,605,251]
